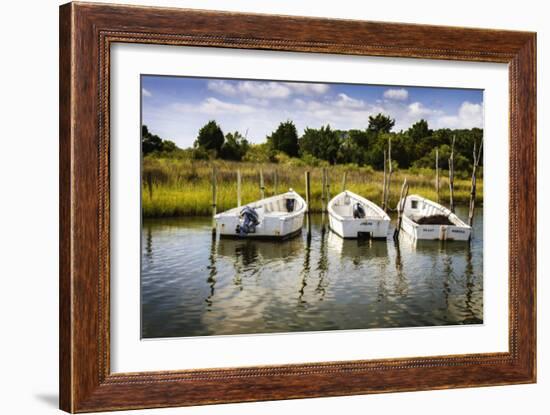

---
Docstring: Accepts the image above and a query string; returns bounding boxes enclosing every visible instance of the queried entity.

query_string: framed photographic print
[59,2,536,412]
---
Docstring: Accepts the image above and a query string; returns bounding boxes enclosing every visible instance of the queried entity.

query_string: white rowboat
[214,190,307,239]
[328,191,390,239]
[397,194,471,241]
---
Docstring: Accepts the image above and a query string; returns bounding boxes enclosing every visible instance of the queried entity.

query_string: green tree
[299,125,340,164]
[142,125,163,155]
[267,121,299,157]
[336,134,363,165]
[413,144,471,172]
[408,119,432,141]
[220,131,250,161]
[161,140,178,153]
[243,143,275,163]
[348,129,372,149]
[389,132,415,169]
[367,113,395,134]
[194,120,224,154]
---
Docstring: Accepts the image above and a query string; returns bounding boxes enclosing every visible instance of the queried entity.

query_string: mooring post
[305,171,311,237]
[321,168,326,213]
[305,171,311,210]
[211,165,217,234]
[341,171,347,193]
[146,171,153,200]
[435,148,440,203]
[382,149,387,209]
[273,170,278,195]
[237,169,242,207]
[393,178,409,241]
[449,135,456,213]
[325,168,331,205]
[259,168,265,199]
[468,140,483,229]
[385,136,393,211]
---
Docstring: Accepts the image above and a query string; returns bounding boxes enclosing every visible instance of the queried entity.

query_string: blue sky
[141,75,483,148]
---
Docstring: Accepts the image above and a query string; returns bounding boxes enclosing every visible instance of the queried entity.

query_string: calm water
[141,206,483,338]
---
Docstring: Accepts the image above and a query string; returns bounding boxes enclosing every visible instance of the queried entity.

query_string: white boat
[397,194,471,241]
[328,190,390,239]
[214,189,307,239]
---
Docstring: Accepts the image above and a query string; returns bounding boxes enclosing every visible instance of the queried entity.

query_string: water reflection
[393,240,409,298]
[205,234,217,309]
[141,207,483,338]
[328,232,389,263]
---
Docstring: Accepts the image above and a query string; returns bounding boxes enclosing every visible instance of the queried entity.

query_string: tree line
[142,113,483,172]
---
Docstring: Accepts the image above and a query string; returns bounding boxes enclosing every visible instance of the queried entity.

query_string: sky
[141,75,483,149]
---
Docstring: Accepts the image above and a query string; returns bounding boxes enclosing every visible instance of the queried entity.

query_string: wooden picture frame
[59,2,536,412]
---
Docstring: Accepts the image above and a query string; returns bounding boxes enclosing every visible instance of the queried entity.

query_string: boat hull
[328,212,389,239]
[214,191,307,239]
[398,195,471,241]
[327,191,390,239]
[216,214,304,239]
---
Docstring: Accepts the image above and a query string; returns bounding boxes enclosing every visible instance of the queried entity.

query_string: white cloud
[206,80,237,96]
[434,101,483,129]
[407,102,442,118]
[207,80,330,100]
[284,83,330,95]
[199,98,256,114]
[293,98,307,108]
[142,88,152,97]
[238,81,291,99]
[383,88,409,100]
[335,93,365,109]
[173,97,255,115]
[208,80,290,99]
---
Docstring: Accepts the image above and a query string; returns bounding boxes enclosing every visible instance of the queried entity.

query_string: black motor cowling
[236,206,259,236]
[353,203,366,219]
[285,198,295,212]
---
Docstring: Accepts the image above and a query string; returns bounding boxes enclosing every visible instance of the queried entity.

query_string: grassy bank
[142,158,482,218]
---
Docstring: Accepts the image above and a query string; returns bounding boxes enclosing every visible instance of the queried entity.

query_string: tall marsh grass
[142,158,482,218]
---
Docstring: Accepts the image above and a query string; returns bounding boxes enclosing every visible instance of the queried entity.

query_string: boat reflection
[216,235,304,262]
[399,230,474,255]
[327,230,388,262]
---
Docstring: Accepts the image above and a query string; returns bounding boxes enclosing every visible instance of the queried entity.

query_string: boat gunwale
[400,194,471,230]
[214,190,307,221]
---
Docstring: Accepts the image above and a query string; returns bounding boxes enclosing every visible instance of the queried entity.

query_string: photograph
[140,75,484,339]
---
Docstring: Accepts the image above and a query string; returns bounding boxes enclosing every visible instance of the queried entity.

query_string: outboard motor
[285,198,296,212]
[236,206,259,236]
[353,203,366,219]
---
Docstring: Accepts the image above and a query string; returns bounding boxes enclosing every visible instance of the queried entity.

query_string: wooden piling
[449,135,456,213]
[435,148,440,203]
[321,168,326,212]
[305,171,311,210]
[382,149,387,209]
[325,168,331,205]
[393,178,409,241]
[259,168,265,199]
[146,171,153,200]
[211,165,217,233]
[237,169,242,207]
[468,140,483,228]
[384,136,393,211]
[305,171,311,237]
[341,171,347,193]
[273,170,278,195]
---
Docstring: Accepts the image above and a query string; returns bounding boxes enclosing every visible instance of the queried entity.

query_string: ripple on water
[141,208,484,338]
